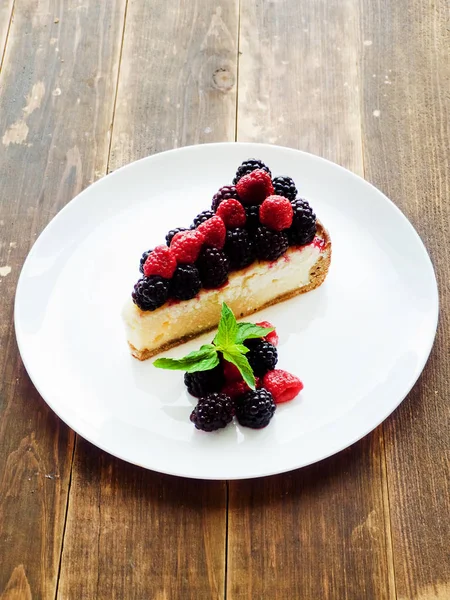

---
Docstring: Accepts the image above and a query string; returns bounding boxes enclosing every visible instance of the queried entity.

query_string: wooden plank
[0,1,127,598]
[58,1,239,598]
[0,1,14,67]
[360,1,450,599]
[228,1,393,598]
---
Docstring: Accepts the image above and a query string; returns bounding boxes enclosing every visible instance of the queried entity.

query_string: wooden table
[0,1,448,598]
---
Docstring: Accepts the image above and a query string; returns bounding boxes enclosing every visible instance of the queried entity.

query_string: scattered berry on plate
[192,210,215,228]
[139,249,152,274]
[184,365,225,397]
[216,198,247,229]
[197,247,229,288]
[233,158,272,185]
[132,276,170,311]
[244,205,260,231]
[245,339,278,376]
[165,227,188,246]
[224,228,255,270]
[169,264,201,300]
[170,229,205,263]
[253,225,289,261]
[235,388,276,429]
[190,393,235,431]
[211,185,240,212]
[272,176,298,201]
[236,169,274,205]
[143,245,177,278]
[223,360,242,382]
[197,215,226,249]
[288,198,317,246]
[260,195,294,231]
[255,321,279,347]
[262,369,304,404]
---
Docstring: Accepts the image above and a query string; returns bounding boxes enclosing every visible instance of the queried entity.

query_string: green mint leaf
[235,322,275,344]
[184,352,220,373]
[213,302,238,349]
[234,344,249,354]
[222,348,256,390]
[153,345,217,372]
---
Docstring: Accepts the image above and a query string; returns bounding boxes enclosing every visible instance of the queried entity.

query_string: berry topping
[244,339,278,376]
[221,380,251,401]
[192,210,215,228]
[255,321,279,347]
[139,249,152,274]
[184,365,225,398]
[165,227,188,246]
[197,247,229,288]
[236,169,275,205]
[197,215,226,249]
[169,264,201,300]
[132,276,170,311]
[190,393,235,432]
[223,360,242,382]
[244,205,261,231]
[233,159,272,185]
[235,388,276,429]
[260,195,294,231]
[288,198,317,246]
[211,185,240,212]
[253,225,289,261]
[143,245,177,279]
[170,229,205,263]
[272,176,298,201]
[262,369,304,404]
[224,228,255,270]
[216,198,246,229]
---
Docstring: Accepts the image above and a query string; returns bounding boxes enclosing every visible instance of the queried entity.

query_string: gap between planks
[0,0,15,75]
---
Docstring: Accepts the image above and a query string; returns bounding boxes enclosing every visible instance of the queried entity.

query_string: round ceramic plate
[15,143,438,479]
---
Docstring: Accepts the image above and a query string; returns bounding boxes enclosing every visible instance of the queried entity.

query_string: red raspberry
[143,245,177,278]
[262,369,303,404]
[216,199,246,229]
[170,229,205,263]
[260,195,294,231]
[222,377,262,400]
[236,169,274,205]
[223,360,242,382]
[255,321,279,347]
[197,215,226,249]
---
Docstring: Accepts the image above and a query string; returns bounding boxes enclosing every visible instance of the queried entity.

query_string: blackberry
[190,392,235,432]
[166,227,188,246]
[170,264,201,300]
[235,389,276,429]
[253,225,288,261]
[132,276,170,311]
[224,228,255,270]
[211,185,240,212]
[272,176,298,201]
[245,339,278,376]
[192,210,214,228]
[245,205,260,231]
[288,198,316,246]
[139,249,152,274]
[184,365,225,398]
[233,159,271,185]
[197,247,229,288]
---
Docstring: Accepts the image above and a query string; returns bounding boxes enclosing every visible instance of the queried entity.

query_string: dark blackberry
[245,205,260,231]
[166,227,188,246]
[192,210,214,228]
[211,185,240,212]
[132,276,170,311]
[197,247,229,288]
[184,365,225,398]
[245,339,278,376]
[139,249,152,274]
[288,198,317,246]
[170,264,201,300]
[224,228,255,270]
[272,176,298,201]
[253,225,288,261]
[233,159,271,185]
[235,389,276,429]
[190,392,235,432]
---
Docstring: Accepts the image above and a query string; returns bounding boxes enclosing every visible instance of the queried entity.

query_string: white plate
[15,143,438,479]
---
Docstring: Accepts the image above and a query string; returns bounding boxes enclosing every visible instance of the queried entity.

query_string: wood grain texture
[229,1,392,598]
[58,1,238,598]
[360,1,450,599]
[0,0,127,597]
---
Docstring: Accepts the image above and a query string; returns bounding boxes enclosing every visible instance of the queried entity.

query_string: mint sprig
[153,303,273,389]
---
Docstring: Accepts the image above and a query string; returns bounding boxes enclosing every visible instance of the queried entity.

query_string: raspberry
[255,321,279,347]
[211,185,240,212]
[197,247,229,288]
[216,199,246,229]
[132,276,170,311]
[253,225,288,261]
[223,360,242,382]
[190,393,235,432]
[244,205,260,231]
[260,195,293,231]
[165,227,188,246]
[170,229,205,263]
[245,339,278,376]
[288,199,316,246]
[262,369,304,403]
[222,376,262,400]
[139,249,152,274]
[272,176,298,201]
[192,210,215,228]
[224,228,255,270]
[235,389,276,428]
[143,245,177,278]
[236,169,274,205]
[170,264,201,300]
[184,365,225,397]
[233,159,271,185]
[197,215,226,249]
